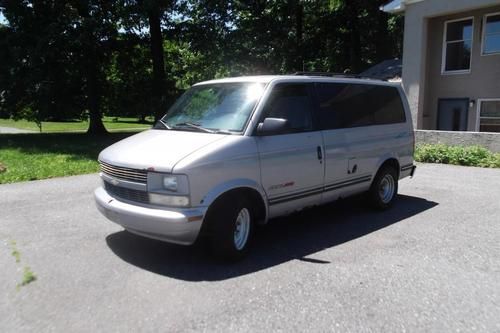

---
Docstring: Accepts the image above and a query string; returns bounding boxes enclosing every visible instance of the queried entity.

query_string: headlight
[149,193,190,207]
[147,173,189,195]
[162,176,178,191]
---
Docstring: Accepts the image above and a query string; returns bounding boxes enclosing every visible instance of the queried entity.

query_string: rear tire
[206,195,254,261]
[368,165,398,210]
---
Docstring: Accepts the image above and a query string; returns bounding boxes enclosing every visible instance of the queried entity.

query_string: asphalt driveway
[1,163,499,332]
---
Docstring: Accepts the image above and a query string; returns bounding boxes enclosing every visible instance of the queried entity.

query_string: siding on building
[396,0,499,129]
[423,5,500,131]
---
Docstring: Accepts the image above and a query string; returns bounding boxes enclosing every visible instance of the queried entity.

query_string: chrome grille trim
[99,161,147,184]
[104,181,150,204]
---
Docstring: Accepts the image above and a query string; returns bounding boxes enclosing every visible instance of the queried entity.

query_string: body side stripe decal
[268,175,372,205]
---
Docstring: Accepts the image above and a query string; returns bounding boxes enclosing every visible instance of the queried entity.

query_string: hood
[98,129,227,173]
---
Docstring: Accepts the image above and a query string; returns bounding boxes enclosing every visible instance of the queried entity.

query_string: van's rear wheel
[206,196,254,261]
[368,165,398,210]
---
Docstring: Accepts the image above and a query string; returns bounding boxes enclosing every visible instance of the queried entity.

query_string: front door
[437,98,469,131]
[256,83,324,218]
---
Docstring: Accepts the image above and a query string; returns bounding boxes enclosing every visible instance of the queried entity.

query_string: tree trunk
[148,5,167,122]
[77,3,107,135]
[86,42,107,134]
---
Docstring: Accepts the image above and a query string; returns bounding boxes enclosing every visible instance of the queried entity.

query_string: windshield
[161,82,266,133]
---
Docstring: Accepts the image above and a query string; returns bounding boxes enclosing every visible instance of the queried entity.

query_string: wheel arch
[201,179,269,225]
[368,157,400,210]
[373,156,401,182]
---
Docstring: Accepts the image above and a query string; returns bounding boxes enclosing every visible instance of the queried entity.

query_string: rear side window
[261,83,314,132]
[315,83,406,130]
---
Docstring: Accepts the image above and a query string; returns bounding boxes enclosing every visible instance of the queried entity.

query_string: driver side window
[262,83,314,133]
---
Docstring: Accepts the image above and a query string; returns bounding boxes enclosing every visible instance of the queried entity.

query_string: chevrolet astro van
[95,75,416,260]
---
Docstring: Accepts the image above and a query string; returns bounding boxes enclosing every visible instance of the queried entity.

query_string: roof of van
[195,75,401,87]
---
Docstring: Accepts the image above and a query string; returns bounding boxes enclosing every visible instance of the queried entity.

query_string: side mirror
[256,118,290,136]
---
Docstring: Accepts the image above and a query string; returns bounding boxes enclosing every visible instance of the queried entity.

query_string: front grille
[104,181,150,204]
[100,161,147,184]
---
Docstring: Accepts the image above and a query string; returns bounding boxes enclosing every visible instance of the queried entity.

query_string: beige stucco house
[383,0,500,136]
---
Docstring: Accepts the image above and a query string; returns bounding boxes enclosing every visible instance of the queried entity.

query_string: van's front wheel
[368,165,398,210]
[206,196,254,261]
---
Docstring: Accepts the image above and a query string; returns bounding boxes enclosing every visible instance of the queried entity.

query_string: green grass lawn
[0,116,153,132]
[0,132,139,184]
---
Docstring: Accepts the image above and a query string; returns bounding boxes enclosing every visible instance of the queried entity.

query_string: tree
[73,0,121,134]
[0,1,86,130]
[0,0,405,130]
[106,34,154,122]
[0,0,120,133]
[119,0,178,120]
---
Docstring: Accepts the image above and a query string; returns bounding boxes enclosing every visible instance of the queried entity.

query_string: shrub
[415,144,500,168]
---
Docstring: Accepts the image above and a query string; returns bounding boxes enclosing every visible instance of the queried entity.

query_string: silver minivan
[95,75,416,260]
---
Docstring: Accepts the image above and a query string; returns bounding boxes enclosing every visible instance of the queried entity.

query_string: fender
[200,178,269,223]
[373,153,401,182]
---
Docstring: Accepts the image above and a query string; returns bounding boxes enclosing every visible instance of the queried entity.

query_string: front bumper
[94,187,206,245]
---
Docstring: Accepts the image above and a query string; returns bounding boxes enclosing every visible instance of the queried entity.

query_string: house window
[483,13,500,55]
[478,100,500,133]
[442,18,473,73]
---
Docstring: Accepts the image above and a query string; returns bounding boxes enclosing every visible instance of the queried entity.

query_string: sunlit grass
[0,132,138,183]
[0,116,153,133]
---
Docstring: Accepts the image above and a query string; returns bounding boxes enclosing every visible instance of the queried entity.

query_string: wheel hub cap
[379,174,395,204]
[234,208,250,250]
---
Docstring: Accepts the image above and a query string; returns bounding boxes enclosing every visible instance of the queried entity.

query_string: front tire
[206,196,254,261]
[368,165,398,210]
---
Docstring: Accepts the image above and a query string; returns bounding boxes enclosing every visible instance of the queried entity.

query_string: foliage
[19,266,37,288]
[105,38,155,120]
[0,0,404,128]
[10,240,21,263]
[0,3,84,128]
[415,144,500,168]
[0,1,120,133]
[9,239,37,289]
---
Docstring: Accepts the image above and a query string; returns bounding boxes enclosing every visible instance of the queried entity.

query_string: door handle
[348,164,357,174]
[317,146,323,161]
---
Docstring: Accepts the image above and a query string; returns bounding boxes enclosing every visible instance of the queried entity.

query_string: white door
[256,83,324,217]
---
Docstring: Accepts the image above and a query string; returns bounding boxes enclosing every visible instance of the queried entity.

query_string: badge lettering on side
[269,181,295,191]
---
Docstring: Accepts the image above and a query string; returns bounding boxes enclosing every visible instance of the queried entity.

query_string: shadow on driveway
[106,194,437,281]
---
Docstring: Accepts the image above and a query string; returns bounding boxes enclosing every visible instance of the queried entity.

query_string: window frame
[475,98,500,132]
[312,82,406,130]
[441,16,474,75]
[255,82,318,135]
[481,12,500,56]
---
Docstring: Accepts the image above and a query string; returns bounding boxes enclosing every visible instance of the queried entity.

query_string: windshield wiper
[173,122,216,133]
[154,119,171,130]
[213,129,234,135]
